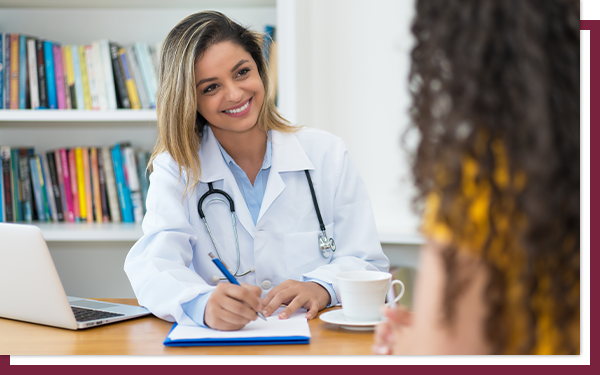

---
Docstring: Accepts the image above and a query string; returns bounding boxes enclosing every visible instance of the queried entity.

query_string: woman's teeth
[224,100,249,114]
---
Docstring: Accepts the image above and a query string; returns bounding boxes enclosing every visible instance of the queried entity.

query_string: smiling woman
[124,10,389,332]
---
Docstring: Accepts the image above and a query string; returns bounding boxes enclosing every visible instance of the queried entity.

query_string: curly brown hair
[408,0,580,354]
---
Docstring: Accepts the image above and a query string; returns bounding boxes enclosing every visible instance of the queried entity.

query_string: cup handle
[385,279,405,307]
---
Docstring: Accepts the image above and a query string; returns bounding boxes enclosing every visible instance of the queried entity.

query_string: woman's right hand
[204,282,263,331]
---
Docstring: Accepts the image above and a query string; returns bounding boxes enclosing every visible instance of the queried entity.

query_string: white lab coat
[124,126,389,325]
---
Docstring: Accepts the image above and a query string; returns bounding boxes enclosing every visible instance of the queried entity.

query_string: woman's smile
[222,98,252,117]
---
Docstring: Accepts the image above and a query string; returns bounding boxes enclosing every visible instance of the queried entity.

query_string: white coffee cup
[336,270,405,322]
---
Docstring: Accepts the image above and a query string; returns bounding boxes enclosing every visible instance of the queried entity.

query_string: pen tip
[208,252,215,260]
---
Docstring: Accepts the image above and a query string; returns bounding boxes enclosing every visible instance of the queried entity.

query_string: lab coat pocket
[284,223,334,279]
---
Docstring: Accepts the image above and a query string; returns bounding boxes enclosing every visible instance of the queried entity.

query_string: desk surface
[0,299,375,355]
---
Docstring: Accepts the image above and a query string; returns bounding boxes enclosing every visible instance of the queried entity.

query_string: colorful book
[53,150,68,220]
[71,45,85,110]
[47,151,64,222]
[101,146,121,222]
[53,44,66,110]
[1,147,14,222]
[84,45,100,110]
[92,42,109,110]
[29,156,46,222]
[109,42,130,109]
[126,45,150,109]
[97,148,111,222]
[111,144,133,223]
[41,154,57,221]
[63,46,77,109]
[3,34,11,110]
[82,147,93,223]
[74,147,87,220]
[59,148,75,222]
[68,149,81,221]
[90,147,103,223]
[118,48,141,110]
[10,149,21,221]
[36,39,48,109]
[134,42,157,108]
[17,156,33,223]
[26,38,40,110]
[19,34,27,109]
[78,45,92,110]
[43,40,57,109]
[100,40,117,110]
[123,146,143,223]
[61,46,72,110]
[9,34,19,109]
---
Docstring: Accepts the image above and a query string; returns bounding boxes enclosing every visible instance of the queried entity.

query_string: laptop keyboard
[72,306,125,322]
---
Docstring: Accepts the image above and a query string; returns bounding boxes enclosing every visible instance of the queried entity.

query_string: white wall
[282,0,420,237]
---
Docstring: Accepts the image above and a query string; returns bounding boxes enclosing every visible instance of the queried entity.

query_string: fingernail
[262,309,268,316]
[306,313,312,319]
[278,312,287,319]
[373,345,389,355]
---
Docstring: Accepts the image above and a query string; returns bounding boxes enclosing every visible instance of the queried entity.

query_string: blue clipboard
[163,323,311,347]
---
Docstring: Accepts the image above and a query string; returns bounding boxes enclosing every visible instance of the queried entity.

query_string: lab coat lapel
[257,130,315,222]
[199,127,256,238]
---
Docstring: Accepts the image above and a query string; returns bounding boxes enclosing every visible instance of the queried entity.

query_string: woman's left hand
[260,280,331,320]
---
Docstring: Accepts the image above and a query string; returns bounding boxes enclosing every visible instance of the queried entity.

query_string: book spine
[59,148,74,222]
[71,45,84,110]
[74,147,86,220]
[109,42,130,109]
[4,34,11,110]
[29,156,45,222]
[101,146,121,222]
[82,147,93,223]
[84,45,100,110]
[10,149,21,221]
[53,44,66,110]
[0,151,3,221]
[0,34,4,109]
[136,150,150,214]
[119,48,141,110]
[61,46,72,110]
[78,46,92,110]
[90,147,103,223]
[27,38,40,110]
[91,42,108,110]
[41,154,56,221]
[1,147,14,222]
[126,45,150,109]
[100,40,117,110]
[68,149,80,221]
[123,147,143,223]
[133,43,154,108]
[54,150,67,218]
[36,40,48,109]
[111,144,133,223]
[47,151,64,221]
[97,148,111,222]
[43,41,57,109]
[9,34,19,109]
[19,34,27,109]
[17,156,33,223]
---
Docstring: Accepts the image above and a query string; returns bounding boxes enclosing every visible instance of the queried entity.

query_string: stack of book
[0,144,151,224]
[0,34,160,110]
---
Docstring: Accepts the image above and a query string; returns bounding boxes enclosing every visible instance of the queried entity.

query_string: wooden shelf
[32,222,143,242]
[0,110,157,122]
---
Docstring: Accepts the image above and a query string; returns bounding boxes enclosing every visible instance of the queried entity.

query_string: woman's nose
[225,85,244,102]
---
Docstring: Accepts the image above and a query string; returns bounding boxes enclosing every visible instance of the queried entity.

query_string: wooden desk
[0,299,375,355]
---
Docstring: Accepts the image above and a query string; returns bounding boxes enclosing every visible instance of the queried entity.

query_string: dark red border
[0,16,600,375]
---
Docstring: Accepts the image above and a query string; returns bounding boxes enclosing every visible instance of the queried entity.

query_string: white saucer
[319,309,383,331]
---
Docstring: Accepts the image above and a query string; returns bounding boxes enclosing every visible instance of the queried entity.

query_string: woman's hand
[260,280,331,320]
[204,282,263,331]
[372,305,413,355]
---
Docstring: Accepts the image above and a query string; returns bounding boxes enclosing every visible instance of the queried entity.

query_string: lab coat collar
[270,129,314,173]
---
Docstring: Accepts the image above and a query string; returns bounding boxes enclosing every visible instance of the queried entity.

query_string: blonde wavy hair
[150,11,295,195]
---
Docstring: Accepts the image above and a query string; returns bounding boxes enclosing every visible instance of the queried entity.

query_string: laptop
[0,223,151,330]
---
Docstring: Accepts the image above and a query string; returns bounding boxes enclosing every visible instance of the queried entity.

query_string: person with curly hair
[373,0,580,354]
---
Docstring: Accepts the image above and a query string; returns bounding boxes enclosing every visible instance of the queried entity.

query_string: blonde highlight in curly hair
[150,11,295,195]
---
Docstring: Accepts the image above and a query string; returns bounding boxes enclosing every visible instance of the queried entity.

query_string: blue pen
[209,252,267,321]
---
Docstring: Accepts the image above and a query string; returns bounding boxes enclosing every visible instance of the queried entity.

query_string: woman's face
[194,41,265,135]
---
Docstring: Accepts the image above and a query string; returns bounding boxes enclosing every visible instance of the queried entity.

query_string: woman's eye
[237,68,250,77]
[203,84,218,94]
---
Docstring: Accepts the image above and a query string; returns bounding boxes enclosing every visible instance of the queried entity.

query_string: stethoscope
[197,170,336,280]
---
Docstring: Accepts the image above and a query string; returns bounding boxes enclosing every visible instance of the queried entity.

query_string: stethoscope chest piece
[319,232,336,259]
